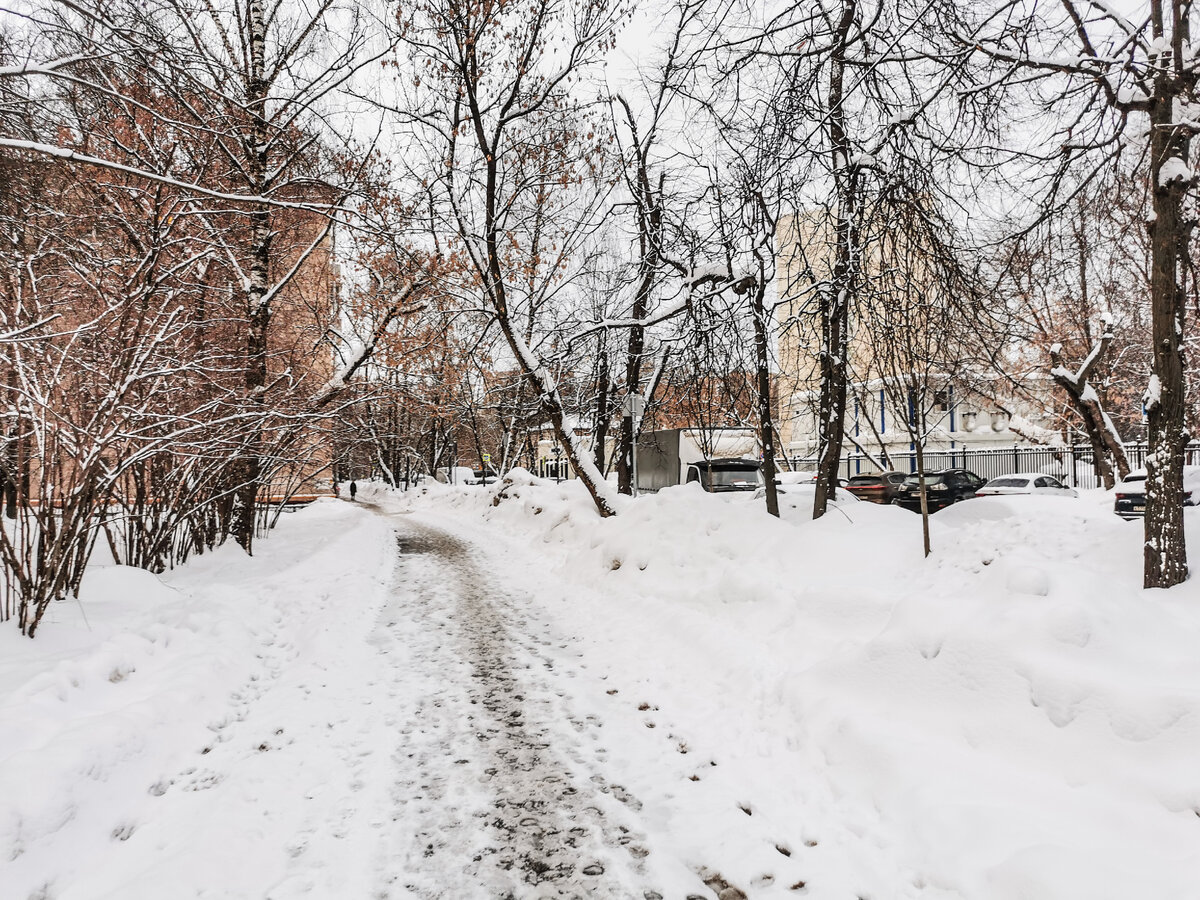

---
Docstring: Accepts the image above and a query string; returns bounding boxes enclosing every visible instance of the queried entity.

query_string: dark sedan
[844,471,908,504]
[894,469,986,512]
[1114,466,1200,518]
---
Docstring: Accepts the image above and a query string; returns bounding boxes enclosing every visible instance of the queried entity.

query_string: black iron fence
[789,442,1200,490]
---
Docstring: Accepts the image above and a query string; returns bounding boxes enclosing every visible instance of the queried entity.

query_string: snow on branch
[565,271,757,347]
[0,139,342,212]
[311,277,429,409]
[1,315,62,342]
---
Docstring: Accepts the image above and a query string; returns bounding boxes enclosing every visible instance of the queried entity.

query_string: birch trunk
[231,0,271,554]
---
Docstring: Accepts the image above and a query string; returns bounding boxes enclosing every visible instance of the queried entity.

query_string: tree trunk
[813,0,858,519]
[1,429,15,520]
[914,439,931,557]
[1083,413,1119,490]
[594,346,610,473]
[751,275,780,518]
[469,82,617,517]
[1143,17,1191,589]
[2,368,16,519]
[231,0,271,554]
[232,275,270,552]
[616,204,657,493]
[496,316,617,517]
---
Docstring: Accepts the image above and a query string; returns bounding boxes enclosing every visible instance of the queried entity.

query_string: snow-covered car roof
[776,471,816,484]
[1122,465,1200,482]
[984,474,1034,485]
[982,473,1073,485]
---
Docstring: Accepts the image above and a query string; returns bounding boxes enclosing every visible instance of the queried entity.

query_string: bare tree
[0,0,411,635]
[999,182,1149,487]
[961,0,1198,587]
[862,193,980,556]
[2,0,382,552]
[711,0,980,521]
[392,0,641,516]
[606,0,714,494]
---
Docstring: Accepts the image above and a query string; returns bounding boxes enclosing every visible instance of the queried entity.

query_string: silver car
[977,473,1078,498]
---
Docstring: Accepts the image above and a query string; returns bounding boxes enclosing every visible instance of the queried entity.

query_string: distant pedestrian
[349,481,358,501]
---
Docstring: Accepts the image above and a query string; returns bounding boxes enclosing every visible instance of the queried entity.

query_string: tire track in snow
[367,513,658,900]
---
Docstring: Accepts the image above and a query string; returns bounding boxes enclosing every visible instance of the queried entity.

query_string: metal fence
[789,442,1200,490]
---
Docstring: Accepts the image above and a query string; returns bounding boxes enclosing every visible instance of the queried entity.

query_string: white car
[435,466,479,485]
[976,473,1078,498]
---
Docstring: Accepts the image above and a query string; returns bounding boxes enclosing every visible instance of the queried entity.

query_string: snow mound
[0,501,396,900]
[1005,564,1051,596]
[79,564,178,607]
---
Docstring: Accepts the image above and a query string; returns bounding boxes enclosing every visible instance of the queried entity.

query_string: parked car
[976,473,1078,498]
[754,471,851,493]
[894,469,986,512]
[1114,466,1200,518]
[753,471,858,501]
[684,458,763,493]
[844,471,908,504]
[769,470,818,491]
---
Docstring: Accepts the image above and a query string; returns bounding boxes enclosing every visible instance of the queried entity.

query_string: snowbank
[0,499,395,900]
[400,474,1200,899]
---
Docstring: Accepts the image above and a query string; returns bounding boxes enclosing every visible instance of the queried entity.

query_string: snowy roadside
[392,474,1200,900]
[0,499,397,900]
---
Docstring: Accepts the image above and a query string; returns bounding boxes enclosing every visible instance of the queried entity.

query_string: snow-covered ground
[2,477,1199,899]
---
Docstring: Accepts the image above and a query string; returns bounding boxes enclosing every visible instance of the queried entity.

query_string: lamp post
[551,444,563,483]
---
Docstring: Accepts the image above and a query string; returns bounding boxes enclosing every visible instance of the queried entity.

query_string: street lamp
[551,444,563,483]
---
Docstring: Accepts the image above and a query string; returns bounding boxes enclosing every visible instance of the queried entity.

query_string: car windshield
[847,476,881,486]
[903,473,945,485]
[1123,475,1147,484]
[707,467,761,487]
[986,477,1028,488]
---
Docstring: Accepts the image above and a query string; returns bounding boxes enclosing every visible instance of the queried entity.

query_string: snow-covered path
[366,512,664,899]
